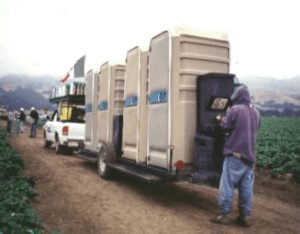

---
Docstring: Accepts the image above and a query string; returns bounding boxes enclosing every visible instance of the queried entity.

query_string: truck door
[46,110,58,142]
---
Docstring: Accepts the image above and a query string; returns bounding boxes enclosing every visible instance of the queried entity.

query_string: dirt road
[4,122,300,234]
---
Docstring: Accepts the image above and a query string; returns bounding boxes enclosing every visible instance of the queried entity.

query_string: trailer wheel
[97,144,111,179]
[43,131,52,148]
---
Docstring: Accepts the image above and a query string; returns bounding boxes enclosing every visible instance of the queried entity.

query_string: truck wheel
[55,136,63,154]
[43,131,52,148]
[97,144,111,179]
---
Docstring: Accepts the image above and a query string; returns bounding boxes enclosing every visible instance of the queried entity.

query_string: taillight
[174,160,185,171]
[62,126,69,136]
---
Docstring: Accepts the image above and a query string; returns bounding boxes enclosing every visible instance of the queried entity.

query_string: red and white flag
[59,67,73,83]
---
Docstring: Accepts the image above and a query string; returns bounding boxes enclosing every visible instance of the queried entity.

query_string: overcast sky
[0,0,299,79]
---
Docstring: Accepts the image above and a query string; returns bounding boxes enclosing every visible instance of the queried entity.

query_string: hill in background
[239,76,300,116]
[0,74,299,116]
[0,74,58,110]
[239,75,300,95]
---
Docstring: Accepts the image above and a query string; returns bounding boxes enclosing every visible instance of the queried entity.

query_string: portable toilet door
[91,70,100,152]
[147,29,230,172]
[85,70,100,152]
[122,47,148,164]
[98,62,110,146]
[84,69,94,151]
[97,62,125,148]
[91,71,100,151]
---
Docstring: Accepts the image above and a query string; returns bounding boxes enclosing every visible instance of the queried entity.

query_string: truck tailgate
[65,123,85,140]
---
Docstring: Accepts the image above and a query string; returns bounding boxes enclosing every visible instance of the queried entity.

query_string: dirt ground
[2,121,300,234]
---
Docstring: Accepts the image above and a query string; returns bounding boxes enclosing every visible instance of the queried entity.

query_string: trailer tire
[97,143,115,179]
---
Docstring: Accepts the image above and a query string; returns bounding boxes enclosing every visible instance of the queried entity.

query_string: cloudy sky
[0,0,299,79]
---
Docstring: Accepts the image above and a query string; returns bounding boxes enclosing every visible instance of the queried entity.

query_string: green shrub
[0,129,43,234]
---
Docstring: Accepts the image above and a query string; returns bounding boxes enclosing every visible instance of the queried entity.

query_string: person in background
[211,84,260,227]
[13,109,19,119]
[7,110,15,133]
[19,107,26,133]
[29,107,39,138]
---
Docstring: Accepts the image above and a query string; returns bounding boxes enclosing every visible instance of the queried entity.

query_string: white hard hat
[31,107,35,110]
[20,107,24,111]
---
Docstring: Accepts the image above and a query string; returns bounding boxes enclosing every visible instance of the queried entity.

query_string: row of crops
[256,117,300,182]
[0,129,43,233]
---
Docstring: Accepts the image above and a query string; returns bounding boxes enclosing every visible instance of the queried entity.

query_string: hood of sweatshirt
[230,84,251,105]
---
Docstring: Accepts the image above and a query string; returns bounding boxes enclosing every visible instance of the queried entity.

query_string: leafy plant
[256,117,300,182]
[0,129,43,233]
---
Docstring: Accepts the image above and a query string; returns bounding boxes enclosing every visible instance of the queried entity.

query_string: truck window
[70,107,85,123]
[60,106,73,121]
[51,110,57,121]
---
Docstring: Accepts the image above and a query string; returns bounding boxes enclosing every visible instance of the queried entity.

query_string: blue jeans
[218,156,254,217]
[31,123,37,137]
[19,121,24,132]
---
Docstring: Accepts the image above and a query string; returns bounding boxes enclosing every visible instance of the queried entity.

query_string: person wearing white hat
[19,107,26,133]
[29,107,39,137]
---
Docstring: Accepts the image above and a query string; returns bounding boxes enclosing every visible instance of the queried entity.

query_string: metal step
[76,150,98,162]
[108,162,166,184]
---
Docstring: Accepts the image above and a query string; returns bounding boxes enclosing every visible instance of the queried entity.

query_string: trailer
[78,28,235,185]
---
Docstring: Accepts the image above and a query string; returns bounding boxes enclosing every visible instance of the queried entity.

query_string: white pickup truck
[43,109,85,154]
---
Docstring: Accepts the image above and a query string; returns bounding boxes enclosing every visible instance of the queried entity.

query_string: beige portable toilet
[122,47,148,164]
[97,62,125,151]
[147,28,230,172]
[85,69,100,152]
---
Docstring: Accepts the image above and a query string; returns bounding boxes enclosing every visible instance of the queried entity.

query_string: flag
[59,67,73,83]
[74,55,85,78]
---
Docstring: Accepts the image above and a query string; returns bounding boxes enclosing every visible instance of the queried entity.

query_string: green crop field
[256,117,300,182]
[0,129,43,233]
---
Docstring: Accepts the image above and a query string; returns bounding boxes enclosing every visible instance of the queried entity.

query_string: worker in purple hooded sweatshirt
[211,84,260,227]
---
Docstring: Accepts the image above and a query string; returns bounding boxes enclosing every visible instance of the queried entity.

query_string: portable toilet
[85,69,100,152]
[97,62,125,153]
[147,28,230,173]
[122,47,148,164]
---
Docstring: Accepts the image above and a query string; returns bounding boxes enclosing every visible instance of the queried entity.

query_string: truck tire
[43,131,52,148]
[55,136,63,154]
[97,143,114,179]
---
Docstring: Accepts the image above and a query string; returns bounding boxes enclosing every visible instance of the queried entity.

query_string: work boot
[210,214,230,225]
[235,215,252,227]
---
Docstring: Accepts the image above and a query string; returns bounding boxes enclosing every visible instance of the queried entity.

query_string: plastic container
[147,29,230,171]
[66,84,70,95]
[52,87,56,98]
[70,82,75,95]
[122,47,148,163]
